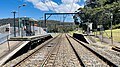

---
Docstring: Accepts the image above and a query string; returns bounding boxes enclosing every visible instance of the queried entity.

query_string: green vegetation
[77,0,120,30]
[0,18,17,26]
[44,20,74,33]
[103,29,120,42]
[0,18,74,33]
[75,0,120,42]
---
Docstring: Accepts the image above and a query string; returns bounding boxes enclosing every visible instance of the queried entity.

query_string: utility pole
[18,4,26,36]
[105,11,113,45]
[110,13,113,45]
[11,11,17,37]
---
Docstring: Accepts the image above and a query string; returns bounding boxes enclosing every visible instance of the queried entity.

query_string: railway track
[4,34,82,67]
[12,34,62,67]
[66,34,110,67]
[89,45,120,66]
[3,33,119,67]
[41,34,81,67]
[3,34,61,67]
[89,43,120,66]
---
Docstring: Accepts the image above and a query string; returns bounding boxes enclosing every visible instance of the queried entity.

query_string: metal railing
[0,33,16,45]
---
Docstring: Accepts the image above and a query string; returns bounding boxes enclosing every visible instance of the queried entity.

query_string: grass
[102,29,120,42]
[69,29,120,42]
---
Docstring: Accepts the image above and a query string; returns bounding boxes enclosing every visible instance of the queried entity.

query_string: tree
[77,1,120,30]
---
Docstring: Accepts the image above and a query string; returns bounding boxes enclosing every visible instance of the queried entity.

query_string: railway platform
[3,33,120,67]
[0,33,120,66]
[0,34,53,66]
[0,41,29,66]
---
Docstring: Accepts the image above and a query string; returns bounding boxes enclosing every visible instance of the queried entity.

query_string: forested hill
[0,18,15,26]
[0,18,73,27]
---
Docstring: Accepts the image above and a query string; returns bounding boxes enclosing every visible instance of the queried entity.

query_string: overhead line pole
[18,4,26,37]
[45,13,79,15]
[44,13,47,28]
[44,13,79,27]
[11,11,17,37]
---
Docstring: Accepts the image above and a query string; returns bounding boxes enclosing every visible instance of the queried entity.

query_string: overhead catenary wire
[42,0,58,27]
[48,0,58,21]
[69,0,75,13]
[43,0,77,25]
[63,0,75,23]
[48,0,56,12]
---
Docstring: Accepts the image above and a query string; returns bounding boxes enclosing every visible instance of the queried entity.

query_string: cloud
[56,3,83,13]
[25,0,84,13]
[26,0,39,4]
[61,0,80,4]
[35,2,49,11]
[45,1,59,11]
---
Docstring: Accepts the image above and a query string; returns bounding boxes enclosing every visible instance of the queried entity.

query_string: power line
[48,0,59,21]
[69,0,75,12]
[63,0,75,23]
[49,0,56,12]
[44,0,51,10]
[44,0,76,22]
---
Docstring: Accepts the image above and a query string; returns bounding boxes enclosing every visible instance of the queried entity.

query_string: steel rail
[12,34,61,67]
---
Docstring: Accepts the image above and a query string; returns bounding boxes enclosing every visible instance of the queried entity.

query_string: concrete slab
[8,34,50,41]
[0,41,29,66]
[0,41,21,58]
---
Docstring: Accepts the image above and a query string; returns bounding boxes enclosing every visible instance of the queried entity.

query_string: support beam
[44,12,79,28]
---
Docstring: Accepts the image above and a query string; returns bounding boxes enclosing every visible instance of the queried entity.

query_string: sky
[0,0,86,22]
